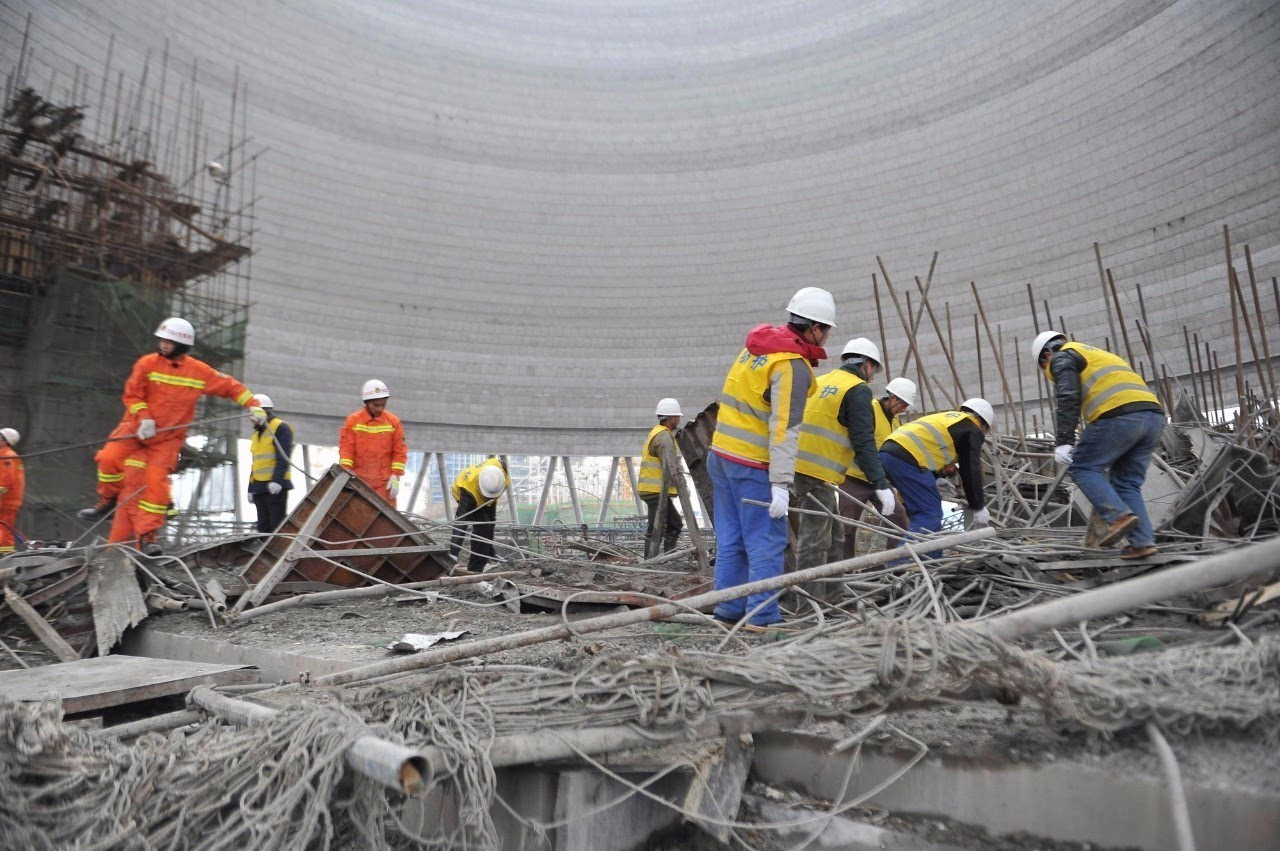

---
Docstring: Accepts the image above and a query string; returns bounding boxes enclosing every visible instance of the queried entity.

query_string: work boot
[136,532,163,557]
[1121,544,1158,560]
[1098,513,1139,547]
[77,497,116,522]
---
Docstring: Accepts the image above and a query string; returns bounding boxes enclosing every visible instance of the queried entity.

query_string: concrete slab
[0,655,254,713]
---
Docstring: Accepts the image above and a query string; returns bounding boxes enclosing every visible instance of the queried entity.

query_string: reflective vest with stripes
[250,418,291,483]
[795,370,865,485]
[849,401,899,485]
[884,411,977,471]
[1045,342,1160,424]
[711,348,815,466]
[638,425,677,496]
[452,458,509,507]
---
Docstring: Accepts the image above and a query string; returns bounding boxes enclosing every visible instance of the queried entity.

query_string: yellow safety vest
[884,411,977,471]
[711,348,815,466]
[849,401,899,485]
[452,458,509,507]
[1045,342,1160,424]
[795,370,865,484]
[250,418,290,483]
[638,425,678,496]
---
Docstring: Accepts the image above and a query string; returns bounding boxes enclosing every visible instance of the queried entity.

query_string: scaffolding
[0,28,256,543]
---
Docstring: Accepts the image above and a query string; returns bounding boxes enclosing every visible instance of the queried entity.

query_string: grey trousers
[791,474,844,569]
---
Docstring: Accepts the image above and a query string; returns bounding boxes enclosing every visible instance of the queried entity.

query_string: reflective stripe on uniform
[236,390,255,405]
[340,458,353,467]
[390,462,406,472]
[885,411,966,471]
[795,448,847,479]
[98,471,125,483]
[714,421,770,449]
[124,459,147,469]
[353,423,395,434]
[794,369,864,485]
[717,393,770,423]
[1049,343,1160,425]
[147,371,206,390]
[128,401,150,414]
[711,347,814,467]
[138,499,169,515]
[638,425,677,495]
[250,418,290,482]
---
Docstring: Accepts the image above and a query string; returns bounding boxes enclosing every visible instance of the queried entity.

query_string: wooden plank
[1035,553,1200,572]
[1204,579,1280,623]
[0,655,256,714]
[3,586,78,662]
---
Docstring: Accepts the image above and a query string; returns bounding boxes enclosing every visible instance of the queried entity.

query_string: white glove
[767,484,790,519]
[874,488,896,517]
[267,481,282,495]
[136,418,157,440]
[1053,444,1074,467]
[972,507,991,526]
[387,476,401,499]
[249,406,268,426]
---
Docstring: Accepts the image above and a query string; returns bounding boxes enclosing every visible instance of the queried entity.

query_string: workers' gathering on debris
[1,297,1166,602]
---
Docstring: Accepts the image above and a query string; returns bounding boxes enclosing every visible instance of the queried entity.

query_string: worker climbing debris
[247,394,293,534]
[709,286,833,629]
[1034,331,1164,559]
[0,428,24,554]
[449,457,509,572]
[638,398,685,559]
[880,397,993,543]
[76,318,266,556]
[793,337,895,570]
[339,379,408,504]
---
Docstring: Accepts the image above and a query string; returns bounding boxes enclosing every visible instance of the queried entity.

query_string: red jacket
[121,352,258,440]
[0,444,23,508]
[339,408,407,490]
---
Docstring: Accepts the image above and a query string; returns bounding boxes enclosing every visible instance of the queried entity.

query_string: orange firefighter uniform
[338,407,407,501]
[0,442,24,554]
[106,453,152,545]
[93,352,259,535]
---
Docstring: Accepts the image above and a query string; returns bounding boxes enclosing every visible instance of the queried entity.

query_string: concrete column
[435,452,452,520]
[598,456,620,525]
[533,456,557,525]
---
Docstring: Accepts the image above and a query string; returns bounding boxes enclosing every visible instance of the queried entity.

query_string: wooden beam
[4,585,78,662]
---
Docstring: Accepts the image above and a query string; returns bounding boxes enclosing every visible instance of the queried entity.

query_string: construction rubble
[2,402,1279,851]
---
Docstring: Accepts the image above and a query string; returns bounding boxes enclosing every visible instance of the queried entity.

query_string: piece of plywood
[0,654,256,713]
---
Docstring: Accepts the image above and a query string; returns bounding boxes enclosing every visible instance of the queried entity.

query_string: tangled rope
[2,622,1277,848]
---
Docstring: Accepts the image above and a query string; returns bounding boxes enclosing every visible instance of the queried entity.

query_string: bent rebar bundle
[2,622,1277,850]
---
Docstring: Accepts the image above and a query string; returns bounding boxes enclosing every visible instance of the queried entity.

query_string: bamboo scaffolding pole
[899,251,940,376]
[877,257,939,409]
[1225,226,1247,410]
[913,275,968,399]
[871,273,890,373]
[1243,246,1277,401]
[1230,265,1270,403]
[1093,241,1120,344]
[969,281,1027,438]
[1105,270,1136,367]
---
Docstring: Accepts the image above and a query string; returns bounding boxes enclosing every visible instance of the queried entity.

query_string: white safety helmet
[840,337,882,365]
[884,378,917,408]
[655,398,683,418]
[1032,330,1067,362]
[155,317,195,346]
[361,379,390,401]
[0,427,18,446]
[785,287,837,327]
[254,394,274,410]
[478,464,506,498]
[960,397,995,429]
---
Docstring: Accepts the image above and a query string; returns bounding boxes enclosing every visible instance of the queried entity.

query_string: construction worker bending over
[880,398,993,540]
[709,286,833,628]
[792,338,896,569]
[450,458,509,573]
[78,318,266,556]
[837,377,915,556]
[339,380,407,503]
[0,428,24,554]
[638,398,685,558]
[247,395,293,534]
[1033,332,1163,559]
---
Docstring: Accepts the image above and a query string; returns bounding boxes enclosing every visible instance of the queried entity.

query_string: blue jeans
[1068,409,1164,547]
[880,451,944,536]
[709,453,787,625]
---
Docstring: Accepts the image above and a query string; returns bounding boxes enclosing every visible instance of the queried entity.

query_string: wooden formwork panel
[238,465,449,606]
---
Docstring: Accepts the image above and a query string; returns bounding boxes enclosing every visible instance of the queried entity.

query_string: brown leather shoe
[1098,513,1139,547]
[1121,544,1158,559]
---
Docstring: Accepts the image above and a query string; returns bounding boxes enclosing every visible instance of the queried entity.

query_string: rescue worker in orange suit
[450,457,509,572]
[339,380,407,503]
[78,318,266,556]
[247,394,293,533]
[106,451,153,547]
[0,428,24,555]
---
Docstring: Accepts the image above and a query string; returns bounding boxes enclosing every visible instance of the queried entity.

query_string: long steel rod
[307,528,998,687]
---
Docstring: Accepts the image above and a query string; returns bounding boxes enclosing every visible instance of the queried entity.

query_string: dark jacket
[1049,349,1162,444]
[247,419,294,495]
[882,415,986,509]
[835,367,888,489]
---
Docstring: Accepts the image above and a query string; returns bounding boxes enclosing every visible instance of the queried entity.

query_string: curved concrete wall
[3,0,1277,453]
